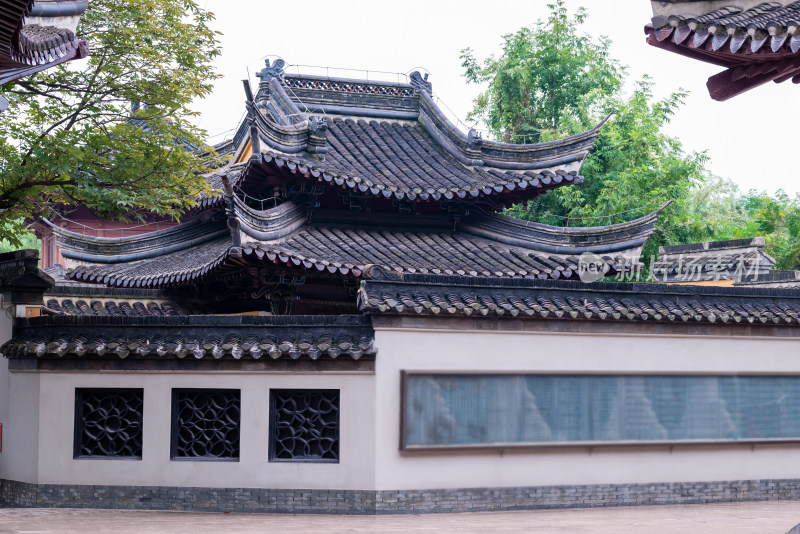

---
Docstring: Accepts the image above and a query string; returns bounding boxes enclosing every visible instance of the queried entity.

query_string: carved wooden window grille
[74,388,143,459]
[171,389,240,460]
[269,389,340,462]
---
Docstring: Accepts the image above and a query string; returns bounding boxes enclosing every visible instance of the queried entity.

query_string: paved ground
[1,501,800,533]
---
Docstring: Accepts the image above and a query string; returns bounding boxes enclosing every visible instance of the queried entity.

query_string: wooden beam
[707,59,800,101]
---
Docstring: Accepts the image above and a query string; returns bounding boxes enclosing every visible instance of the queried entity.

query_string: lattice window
[74,388,143,459]
[171,389,240,460]
[269,389,339,462]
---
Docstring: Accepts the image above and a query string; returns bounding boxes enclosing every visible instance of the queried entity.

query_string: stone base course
[2,478,800,514]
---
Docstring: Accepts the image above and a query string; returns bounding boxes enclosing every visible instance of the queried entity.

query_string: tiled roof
[43,297,199,317]
[243,118,583,201]
[61,198,660,289]
[66,220,642,288]
[358,270,800,325]
[0,0,88,91]
[43,264,98,288]
[650,1,800,55]
[67,237,232,287]
[1,315,377,360]
[646,1,800,99]
[229,62,604,206]
[735,269,800,288]
[652,238,775,283]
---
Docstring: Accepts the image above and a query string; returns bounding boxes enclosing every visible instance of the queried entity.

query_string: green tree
[461,0,623,143]
[462,2,714,269]
[0,0,222,246]
[711,190,800,270]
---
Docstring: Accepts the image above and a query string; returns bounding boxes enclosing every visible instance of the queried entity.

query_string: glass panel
[404,374,800,447]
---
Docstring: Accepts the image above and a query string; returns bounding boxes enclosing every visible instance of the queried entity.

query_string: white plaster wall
[0,295,41,484]
[373,327,800,490]
[29,371,375,489]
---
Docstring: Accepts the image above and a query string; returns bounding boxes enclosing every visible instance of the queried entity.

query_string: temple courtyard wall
[3,315,800,512]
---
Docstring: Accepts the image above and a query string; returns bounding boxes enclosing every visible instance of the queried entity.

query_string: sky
[194,0,800,195]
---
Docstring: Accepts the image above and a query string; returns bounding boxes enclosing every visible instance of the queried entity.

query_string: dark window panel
[269,389,339,462]
[74,388,143,459]
[171,389,240,460]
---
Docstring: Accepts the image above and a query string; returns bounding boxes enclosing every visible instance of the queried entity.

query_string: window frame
[170,388,241,462]
[268,388,340,463]
[73,387,144,460]
[399,370,800,451]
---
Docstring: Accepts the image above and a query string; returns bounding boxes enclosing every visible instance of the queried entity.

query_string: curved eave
[48,216,230,265]
[0,0,89,87]
[416,90,603,170]
[275,72,604,171]
[240,151,583,204]
[241,70,605,201]
[646,20,800,100]
[461,202,669,255]
[67,238,234,289]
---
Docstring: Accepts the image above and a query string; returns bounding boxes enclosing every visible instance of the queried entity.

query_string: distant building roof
[652,237,775,283]
[735,268,800,288]
[645,0,800,100]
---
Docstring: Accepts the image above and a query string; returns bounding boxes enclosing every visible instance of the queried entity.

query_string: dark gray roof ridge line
[251,60,607,171]
[360,271,800,299]
[659,236,766,254]
[460,202,669,255]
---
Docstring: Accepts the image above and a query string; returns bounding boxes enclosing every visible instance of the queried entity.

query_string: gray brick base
[2,478,800,514]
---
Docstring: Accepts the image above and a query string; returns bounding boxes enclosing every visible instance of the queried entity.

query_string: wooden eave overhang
[646,1,800,100]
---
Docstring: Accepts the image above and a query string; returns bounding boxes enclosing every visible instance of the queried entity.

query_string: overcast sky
[194,0,800,195]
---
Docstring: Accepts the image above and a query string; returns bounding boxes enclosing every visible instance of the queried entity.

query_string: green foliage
[0,225,38,254]
[461,0,623,143]
[510,79,712,264]
[700,186,800,270]
[0,0,222,246]
[463,2,714,272]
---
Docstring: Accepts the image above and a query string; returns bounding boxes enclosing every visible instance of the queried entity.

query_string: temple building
[3,60,800,513]
[645,0,800,100]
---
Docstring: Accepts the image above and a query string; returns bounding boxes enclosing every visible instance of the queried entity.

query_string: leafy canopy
[462,1,714,268]
[461,0,623,143]
[0,0,222,245]
[699,186,800,270]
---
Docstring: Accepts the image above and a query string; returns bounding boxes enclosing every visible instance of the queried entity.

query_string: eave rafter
[645,1,800,100]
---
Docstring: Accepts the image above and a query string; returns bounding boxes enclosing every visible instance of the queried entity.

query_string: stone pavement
[1,501,800,533]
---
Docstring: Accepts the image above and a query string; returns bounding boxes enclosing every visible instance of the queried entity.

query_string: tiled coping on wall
[2,478,800,514]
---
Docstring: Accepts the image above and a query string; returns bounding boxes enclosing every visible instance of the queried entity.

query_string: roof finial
[409,71,432,93]
[256,58,286,82]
